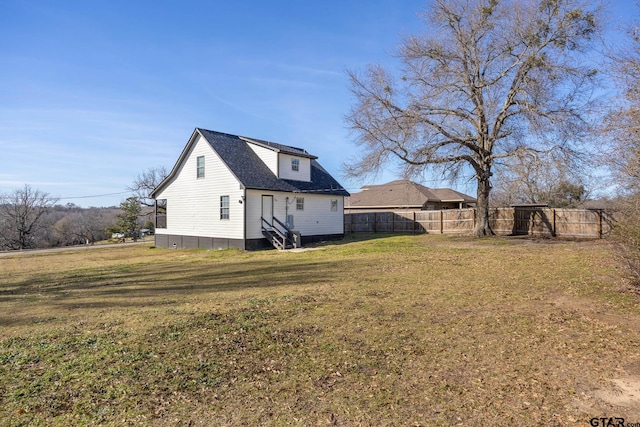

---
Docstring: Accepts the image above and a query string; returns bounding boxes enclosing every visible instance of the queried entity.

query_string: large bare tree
[604,18,640,194]
[0,185,59,250]
[345,0,603,235]
[603,13,640,282]
[128,166,168,207]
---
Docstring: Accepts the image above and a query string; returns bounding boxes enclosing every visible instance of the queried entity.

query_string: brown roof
[345,180,476,208]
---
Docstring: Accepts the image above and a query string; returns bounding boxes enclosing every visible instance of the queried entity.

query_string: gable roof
[151,128,349,198]
[346,180,475,208]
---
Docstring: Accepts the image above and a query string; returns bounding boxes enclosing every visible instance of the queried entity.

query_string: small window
[220,195,229,220]
[331,199,338,212]
[296,197,304,211]
[156,199,167,228]
[291,158,299,172]
[197,156,205,178]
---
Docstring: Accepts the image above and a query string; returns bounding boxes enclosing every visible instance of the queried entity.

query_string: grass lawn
[1,234,639,426]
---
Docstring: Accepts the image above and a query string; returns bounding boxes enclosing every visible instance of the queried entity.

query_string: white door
[262,195,273,229]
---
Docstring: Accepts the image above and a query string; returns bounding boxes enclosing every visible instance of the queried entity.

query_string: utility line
[57,191,131,200]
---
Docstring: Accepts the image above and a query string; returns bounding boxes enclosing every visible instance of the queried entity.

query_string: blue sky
[0,1,636,207]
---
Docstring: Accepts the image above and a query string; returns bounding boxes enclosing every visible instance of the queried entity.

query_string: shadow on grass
[309,232,422,248]
[0,253,360,326]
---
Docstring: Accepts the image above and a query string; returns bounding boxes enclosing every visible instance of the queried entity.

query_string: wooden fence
[344,207,614,239]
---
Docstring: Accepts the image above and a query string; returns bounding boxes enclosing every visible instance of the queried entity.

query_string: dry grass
[1,234,639,426]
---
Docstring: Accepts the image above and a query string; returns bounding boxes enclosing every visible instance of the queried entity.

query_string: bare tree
[491,152,588,207]
[53,208,111,246]
[603,15,640,194]
[0,185,59,250]
[128,166,168,207]
[602,12,640,283]
[345,0,603,235]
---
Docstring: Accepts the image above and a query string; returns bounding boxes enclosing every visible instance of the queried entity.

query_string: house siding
[246,189,344,239]
[154,134,245,241]
[246,143,279,176]
[278,153,311,181]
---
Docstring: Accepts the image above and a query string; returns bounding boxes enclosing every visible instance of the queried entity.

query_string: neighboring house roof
[345,180,475,209]
[152,128,349,198]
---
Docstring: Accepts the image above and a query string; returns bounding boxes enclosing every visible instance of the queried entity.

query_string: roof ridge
[196,127,242,140]
[239,136,317,159]
[240,136,305,152]
[196,128,317,159]
[153,127,349,198]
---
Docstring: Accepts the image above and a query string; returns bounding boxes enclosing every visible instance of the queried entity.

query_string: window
[331,199,338,212]
[291,158,299,172]
[296,197,304,211]
[220,195,229,220]
[156,199,167,229]
[197,156,205,178]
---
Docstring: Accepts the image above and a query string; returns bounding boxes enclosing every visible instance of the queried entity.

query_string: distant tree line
[0,185,154,251]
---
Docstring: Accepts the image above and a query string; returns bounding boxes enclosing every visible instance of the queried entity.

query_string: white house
[150,128,350,250]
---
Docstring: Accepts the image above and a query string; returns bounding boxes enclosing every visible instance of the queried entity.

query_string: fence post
[413,211,417,234]
[598,209,603,239]
[473,208,476,232]
[440,210,444,234]
[552,208,556,237]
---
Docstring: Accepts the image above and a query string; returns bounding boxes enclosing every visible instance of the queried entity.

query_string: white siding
[246,143,278,176]
[154,134,245,239]
[245,190,344,239]
[278,154,311,181]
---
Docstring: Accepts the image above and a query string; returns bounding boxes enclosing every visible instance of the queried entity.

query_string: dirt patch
[594,377,640,408]
[571,376,640,422]
[551,295,640,418]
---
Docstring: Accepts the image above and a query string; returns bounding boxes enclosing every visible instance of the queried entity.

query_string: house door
[262,195,273,230]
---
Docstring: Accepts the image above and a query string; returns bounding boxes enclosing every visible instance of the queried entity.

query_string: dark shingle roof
[239,136,317,159]
[152,128,349,197]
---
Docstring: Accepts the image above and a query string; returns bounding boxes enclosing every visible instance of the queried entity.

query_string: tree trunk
[474,176,493,236]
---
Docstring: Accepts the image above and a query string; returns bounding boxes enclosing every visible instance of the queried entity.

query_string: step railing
[261,216,299,249]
